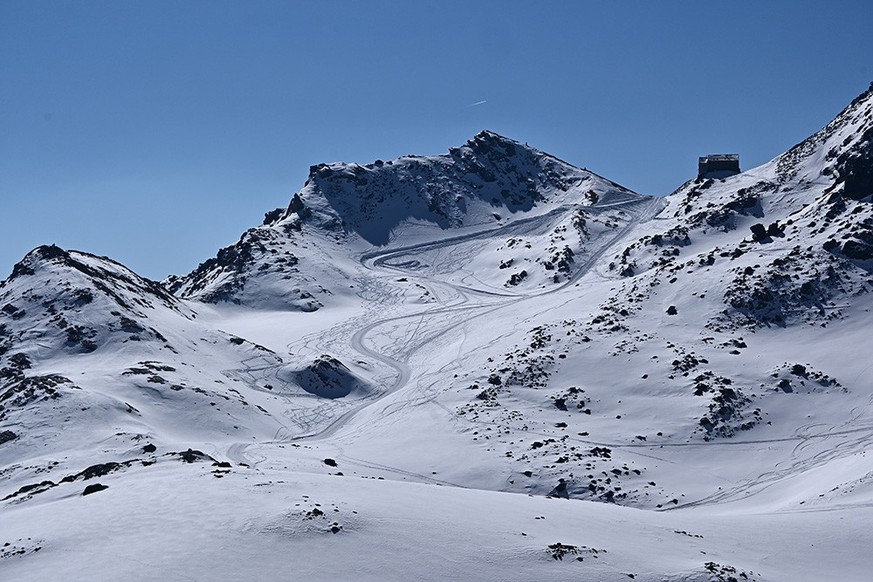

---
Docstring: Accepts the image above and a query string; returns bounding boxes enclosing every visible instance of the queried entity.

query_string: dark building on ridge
[698,154,741,179]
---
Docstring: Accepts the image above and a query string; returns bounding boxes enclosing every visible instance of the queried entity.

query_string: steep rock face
[300,130,636,245]
[169,130,644,309]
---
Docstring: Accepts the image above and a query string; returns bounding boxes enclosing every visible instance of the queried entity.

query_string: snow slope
[2,85,873,581]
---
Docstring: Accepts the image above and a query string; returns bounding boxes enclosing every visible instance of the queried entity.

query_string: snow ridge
[167,130,645,309]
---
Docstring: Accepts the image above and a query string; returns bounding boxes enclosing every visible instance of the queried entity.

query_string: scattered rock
[767,222,785,237]
[178,448,212,463]
[82,483,108,496]
[749,223,768,242]
[79,462,120,480]
[549,478,569,498]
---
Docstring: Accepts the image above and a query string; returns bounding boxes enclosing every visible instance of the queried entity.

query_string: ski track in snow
[223,195,665,483]
[222,185,873,514]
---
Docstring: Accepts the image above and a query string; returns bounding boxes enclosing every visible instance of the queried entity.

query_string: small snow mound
[286,355,371,399]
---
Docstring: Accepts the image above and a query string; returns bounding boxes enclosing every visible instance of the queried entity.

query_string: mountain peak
[7,244,71,280]
[467,129,522,146]
[459,130,531,161]
[169,132,645,309]
[2,244,187,321]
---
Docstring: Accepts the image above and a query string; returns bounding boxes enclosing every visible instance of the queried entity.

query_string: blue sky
[2,1,871,280]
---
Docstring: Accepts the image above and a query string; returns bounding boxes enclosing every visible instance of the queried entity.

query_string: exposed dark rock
[546,542,604,561]
[0,374,71,421]
[287,193,307,216]
[750,223,768,242]
[698,385,756,439]
[766,222,785,237]
[117,316,145,334]
[178,448,213,463]
[81,462,120,480]
[262,208,284,225]
[289,355,370,399]
[721,249,868,328]
[835,125,873,201]
[506,270,528,286]
[549,478,569,498]
[2,480,55,501]
[842,238,873,260]
[8,245,66,280]
[59,462,121,484]
[304,507,324,518]
[9,353,31,369]
[82,483,108,496]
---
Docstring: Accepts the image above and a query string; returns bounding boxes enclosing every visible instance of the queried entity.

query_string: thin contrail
[469,100,487,107]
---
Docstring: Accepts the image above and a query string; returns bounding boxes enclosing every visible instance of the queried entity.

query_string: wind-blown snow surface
[2,87,873,581]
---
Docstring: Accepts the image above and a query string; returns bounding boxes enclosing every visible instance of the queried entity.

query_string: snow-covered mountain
[0,244,301,464]
[166,130,646,309]
[2,85,873,581]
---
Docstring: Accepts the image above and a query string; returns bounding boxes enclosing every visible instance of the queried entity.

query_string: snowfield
[2,88,873,580]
